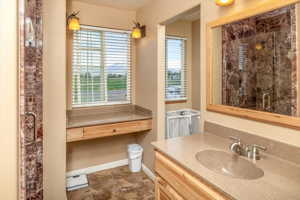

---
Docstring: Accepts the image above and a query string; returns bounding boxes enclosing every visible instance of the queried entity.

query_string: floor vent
[66,174,88,191]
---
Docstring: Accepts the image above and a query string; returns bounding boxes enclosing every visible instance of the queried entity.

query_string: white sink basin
[195,150,264,180]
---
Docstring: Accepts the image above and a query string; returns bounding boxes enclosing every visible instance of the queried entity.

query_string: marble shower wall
[222,5,297,116]
[19,0,43,199]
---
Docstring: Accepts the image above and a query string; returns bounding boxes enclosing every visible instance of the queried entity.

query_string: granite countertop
[152,133,300,200]
[67,105,152,129]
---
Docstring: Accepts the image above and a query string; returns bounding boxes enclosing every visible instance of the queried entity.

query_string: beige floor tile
[67,166,155,200]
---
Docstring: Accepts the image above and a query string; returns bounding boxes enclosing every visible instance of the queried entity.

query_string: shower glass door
[19,0,43,199]
[221,5,297,117]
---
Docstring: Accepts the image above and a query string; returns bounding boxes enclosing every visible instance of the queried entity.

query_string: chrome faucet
[262,92,271,111]
[247,144,267,160]
[229,136,267,160]
[229,136,247,156]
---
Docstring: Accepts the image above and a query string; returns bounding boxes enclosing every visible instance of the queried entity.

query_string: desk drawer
[83,119,152,138]
[67,128,84,142]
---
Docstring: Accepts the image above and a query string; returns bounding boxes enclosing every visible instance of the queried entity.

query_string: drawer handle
[157,177,169,188]
[113,129,117,133]
[24,112,36,143]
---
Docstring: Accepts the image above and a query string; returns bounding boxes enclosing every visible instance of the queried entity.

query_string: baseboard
[66,159,156,181]
[142,163,156,181]
[66,159,129,177]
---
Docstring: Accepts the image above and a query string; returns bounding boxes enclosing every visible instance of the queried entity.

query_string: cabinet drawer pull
[113,129,117,133]
[158,178,167,187]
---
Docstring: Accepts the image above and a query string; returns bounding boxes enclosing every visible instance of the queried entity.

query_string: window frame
[71,25,132,108]
[165,35,188,102]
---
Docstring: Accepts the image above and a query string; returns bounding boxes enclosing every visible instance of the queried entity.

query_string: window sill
[72,102,131,109]
[165,100,187,104]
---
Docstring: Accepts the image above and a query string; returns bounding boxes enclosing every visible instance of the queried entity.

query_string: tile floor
[67,166,155,200]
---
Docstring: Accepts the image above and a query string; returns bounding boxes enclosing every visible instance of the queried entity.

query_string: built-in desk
[66,105,152,142]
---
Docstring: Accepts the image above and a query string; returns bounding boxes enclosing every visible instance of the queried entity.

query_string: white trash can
[128,144,143,173]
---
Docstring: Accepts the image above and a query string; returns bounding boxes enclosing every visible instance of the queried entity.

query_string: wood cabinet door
[155,151,231,200]
[155,177,184,200]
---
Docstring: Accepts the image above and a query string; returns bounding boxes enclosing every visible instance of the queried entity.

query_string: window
[165,36,187,101]
[72,25,132,107]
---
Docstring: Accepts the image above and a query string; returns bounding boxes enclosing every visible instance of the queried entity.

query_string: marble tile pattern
[221,5,297,116]
[67,166,155,200]
[19,0,44,199]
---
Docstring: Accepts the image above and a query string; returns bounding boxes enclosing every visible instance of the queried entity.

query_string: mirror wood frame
[206,0,300,130]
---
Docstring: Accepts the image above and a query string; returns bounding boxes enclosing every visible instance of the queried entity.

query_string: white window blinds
[165,36,187,101]
[72,25,132,107]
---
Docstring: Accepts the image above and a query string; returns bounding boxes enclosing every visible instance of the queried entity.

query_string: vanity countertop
[67,105,152,129]
[152,133,300,200]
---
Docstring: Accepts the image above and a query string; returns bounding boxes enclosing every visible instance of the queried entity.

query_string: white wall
[43,0,67,199]
[202,0,300,147]
[0,0,17,199]
[66,0,138,172]
[67,0,137,108]
[71,0,136,30]
[166,20,193,111]
[136,0,300,170]
[192,19,201,110]
[2,0,299,198]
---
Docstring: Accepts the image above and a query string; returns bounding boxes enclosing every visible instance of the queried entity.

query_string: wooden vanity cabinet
[67,119,152,142]
[156,177,184,200]
[154,151,231,200]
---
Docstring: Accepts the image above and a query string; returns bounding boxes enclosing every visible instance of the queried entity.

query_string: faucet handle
[253,144,267,152]
[248,144,267,160]
[229,136,241,143]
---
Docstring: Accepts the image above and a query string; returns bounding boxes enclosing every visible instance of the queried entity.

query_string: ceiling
[74,0,152,10]
[182,10,200,21]
[180,5,201,21]
[165,5,200,24]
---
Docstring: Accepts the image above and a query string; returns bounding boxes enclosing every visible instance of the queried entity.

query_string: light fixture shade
[68,17,80,31]
[255,43,263,50]
[215,0,235,6]
[132,27,142,39]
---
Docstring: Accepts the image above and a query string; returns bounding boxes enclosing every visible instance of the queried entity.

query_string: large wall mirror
[207,0,300,129]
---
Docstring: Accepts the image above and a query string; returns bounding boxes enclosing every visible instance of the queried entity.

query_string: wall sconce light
[255,43,264,51]
[67,11,80,31]
[215,0,235,7]
[132,22,146,39]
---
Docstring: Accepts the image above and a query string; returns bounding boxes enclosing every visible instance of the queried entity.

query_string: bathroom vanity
[154,150,230,200]
[152,132,300,200]
[66,105,152,142]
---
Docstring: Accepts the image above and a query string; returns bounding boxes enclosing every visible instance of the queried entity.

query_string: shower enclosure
[19,0,43,199]
[221,5,297,117]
